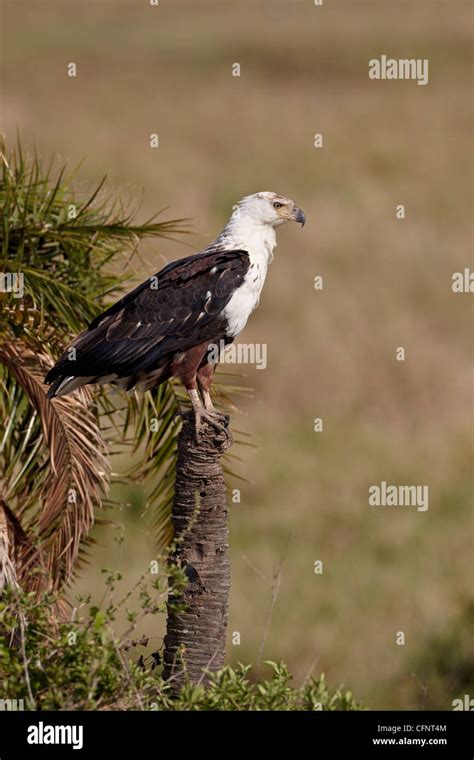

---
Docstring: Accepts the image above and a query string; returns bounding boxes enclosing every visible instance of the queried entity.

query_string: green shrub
[0,578,362,711]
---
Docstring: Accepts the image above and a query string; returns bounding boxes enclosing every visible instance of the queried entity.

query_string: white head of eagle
[45,191,305,431]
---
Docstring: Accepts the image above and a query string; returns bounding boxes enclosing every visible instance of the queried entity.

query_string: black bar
[0,710,472,758]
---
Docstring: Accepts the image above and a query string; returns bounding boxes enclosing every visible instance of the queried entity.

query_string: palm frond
[0,341,109,591]
[107,382,182,548]
[0,138,191,348]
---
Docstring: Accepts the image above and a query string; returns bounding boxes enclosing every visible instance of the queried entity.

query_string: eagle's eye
[273,202,283,209]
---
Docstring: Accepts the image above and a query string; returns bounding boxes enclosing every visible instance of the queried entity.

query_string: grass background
[1,0,472,709]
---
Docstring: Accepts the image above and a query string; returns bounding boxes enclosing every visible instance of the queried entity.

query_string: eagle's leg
[175,344,228,436]
[196,361,224,414]
[197,361,229,426]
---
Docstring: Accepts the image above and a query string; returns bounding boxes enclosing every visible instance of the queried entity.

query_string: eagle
[45,191,305,431]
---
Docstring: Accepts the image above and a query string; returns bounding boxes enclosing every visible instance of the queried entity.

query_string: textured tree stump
[163,411,232,693]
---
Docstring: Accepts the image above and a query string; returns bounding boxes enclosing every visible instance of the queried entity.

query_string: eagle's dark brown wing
[45,249,249,395]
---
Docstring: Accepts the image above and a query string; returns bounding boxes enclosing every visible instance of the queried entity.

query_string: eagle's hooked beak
[293,207,306,227]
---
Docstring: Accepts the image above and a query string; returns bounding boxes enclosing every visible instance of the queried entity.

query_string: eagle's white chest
[224,256,268,338]
[210,215,276,339]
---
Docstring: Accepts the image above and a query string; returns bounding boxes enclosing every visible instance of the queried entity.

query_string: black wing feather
[45,249,249,384]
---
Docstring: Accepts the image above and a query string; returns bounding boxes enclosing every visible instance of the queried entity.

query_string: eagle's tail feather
[46,375,95,399]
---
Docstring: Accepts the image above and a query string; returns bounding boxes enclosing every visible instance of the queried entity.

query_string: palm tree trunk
[163,411,232,693]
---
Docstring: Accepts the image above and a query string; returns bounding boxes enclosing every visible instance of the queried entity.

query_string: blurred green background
[2,0,472,709]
